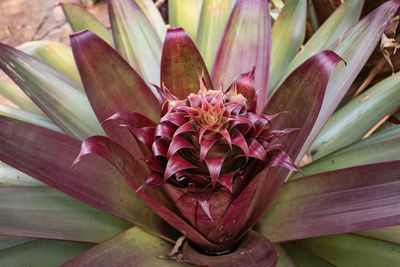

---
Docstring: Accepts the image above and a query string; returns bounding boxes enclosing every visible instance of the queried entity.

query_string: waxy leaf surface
[211,0,271,111]
[259,160,400,242]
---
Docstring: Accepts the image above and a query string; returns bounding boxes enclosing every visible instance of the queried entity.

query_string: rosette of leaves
[0,0,400,266]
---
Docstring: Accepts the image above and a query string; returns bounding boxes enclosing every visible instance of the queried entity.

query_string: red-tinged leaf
[204,157,225,187]
[104,111,157,128]
[0,116,175,241]
[231,132,249,158]
[183,230,278,267]
[152,138,169,157]
[137,172,164,192]
[219,129,232,148]
[262,128,300,143]
[160,112,188,125]
[161,28,213,99]
[247,139,267,162]
[267,150,302,173]
[218,172,235,192]
[258,160,400,242]
[62,227,188,267]
[230,67,256,106]
[164,154,198,180]
[155,123,175,139]
[0,187,130,243]
[197,193,213,222]
[239,51,343,235]
[200,139,217,161]
[211,0,271,111]
[173,121,195,137]
[70,30,160,156]
[74,135,218,249]
[167,136,195,157]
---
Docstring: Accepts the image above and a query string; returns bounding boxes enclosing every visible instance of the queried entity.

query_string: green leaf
[258,160,400,243]
[0,162,44,186]
[0,236,33,251]
[309,72,400,160]
[297,0,400,162]
[196,0,236,70]
[61,3,114,46]
[135,0,167,40]
[62,227,187,266]
[357,225,400,245]
[310,71,400,160]
[0,44,104,140]
[295,234,400,267]
[0,187,131,243]
[109,0,162,86]
[269,0,307,91]
[0,103,62,133]
[0,81,44,116]
[17,41,81,84]
[281,243,335,267]
[275,245,297,267]
[0,239,92,267]
[273,0,364,92]
[169,0,203,41]
[293,130,400,178]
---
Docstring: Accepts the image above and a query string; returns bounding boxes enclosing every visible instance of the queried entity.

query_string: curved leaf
[169,0,203,40]
[310,70,400,160]
[109,0,162,86]
[183,231,278,267]
[196,0,236,70]
[0,116,175,241]
[0,186,130,243]
[269,0,307,90]
[61,3,113,46]
[17,41,81,84]
[211,0,271,111]
[0,43,104,140]
[161,27,212,99]
[70,30,160,156]
[0,239,92,267]
[258,160,400,243]
[62,227,188,267]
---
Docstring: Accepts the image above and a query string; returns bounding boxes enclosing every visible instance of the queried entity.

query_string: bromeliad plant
[0,0,400,266]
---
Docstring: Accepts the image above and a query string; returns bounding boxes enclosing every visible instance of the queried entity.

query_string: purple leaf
[259,160,400,242]
[161,28,213,99]
[204,157,225,187]
[0,116,174,241]
[211,0,271,111]
[164,154,197,180]
[74,135,218,249]
[70,30,160,156]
